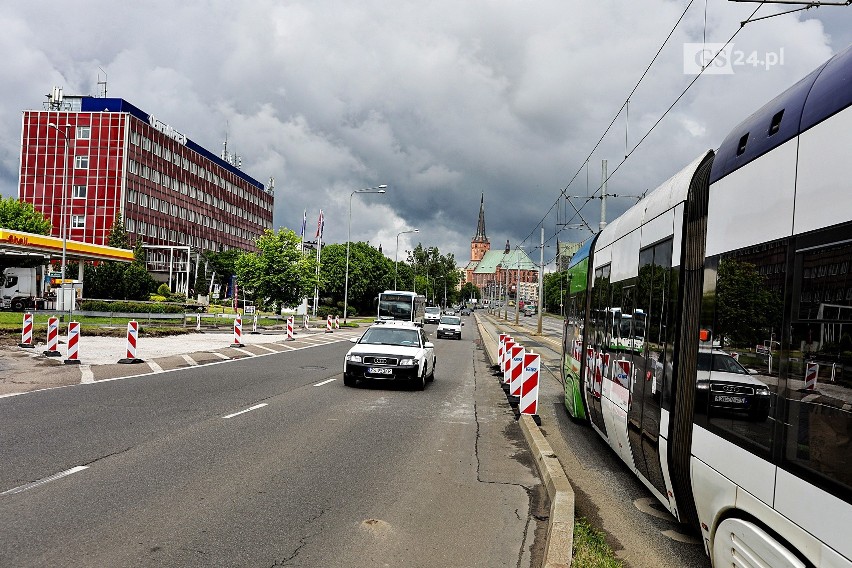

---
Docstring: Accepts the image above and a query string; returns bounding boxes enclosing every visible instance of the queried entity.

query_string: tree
[83,223,157,300]
[234,229,317,310]
[0,197,51,234]
[459,282,481,302]
[715,258,783,348]
[316,242,395,315]
[543,271,569,314]
[200,249,242,296]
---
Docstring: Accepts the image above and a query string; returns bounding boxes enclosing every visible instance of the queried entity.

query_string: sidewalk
[0,326,360,398]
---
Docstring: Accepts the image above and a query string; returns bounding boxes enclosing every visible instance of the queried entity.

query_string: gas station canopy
[0,228,135,264]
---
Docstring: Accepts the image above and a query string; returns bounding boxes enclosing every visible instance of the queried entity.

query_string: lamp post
[395,228,418,290]
[47,122,70,312]
[344,184,387,322]
[515,245,525,325]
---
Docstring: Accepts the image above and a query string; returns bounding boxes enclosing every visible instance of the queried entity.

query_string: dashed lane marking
[314,378,336,387]
[147,360,164,373]
[2,466,89,496]
[181,354,198,366]
[223,403,268,419]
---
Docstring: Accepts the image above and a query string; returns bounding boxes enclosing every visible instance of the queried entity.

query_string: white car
[424,306,441,324]
[343,323,436,390]
[436,315,463,340]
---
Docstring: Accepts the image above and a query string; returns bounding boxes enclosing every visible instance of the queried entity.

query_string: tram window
[784,235,852,495]
[736,133,749,156]
[768,110,784,136]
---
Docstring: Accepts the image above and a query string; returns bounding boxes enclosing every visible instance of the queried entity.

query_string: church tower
[471,193,490,261]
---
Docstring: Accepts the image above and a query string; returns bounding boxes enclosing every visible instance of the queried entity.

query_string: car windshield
[360,327,421,347]
[425,307,441,314]
[696,352,747,374]
[440,316,461,325]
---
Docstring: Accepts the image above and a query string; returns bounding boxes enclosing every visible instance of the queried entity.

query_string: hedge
[79,300,187,314]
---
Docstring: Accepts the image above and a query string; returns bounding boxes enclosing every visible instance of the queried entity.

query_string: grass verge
[572,517,623,568]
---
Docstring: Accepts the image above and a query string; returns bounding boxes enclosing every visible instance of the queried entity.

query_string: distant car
[523,306,537,317]
[444,308,456,316]
[424,306,441,324]
[695,350,771,421]
[460,308,472,316]
[343,322,436,390]
[436,315,463,340]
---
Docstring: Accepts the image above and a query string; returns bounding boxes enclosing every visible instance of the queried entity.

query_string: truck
[2,266,51,310]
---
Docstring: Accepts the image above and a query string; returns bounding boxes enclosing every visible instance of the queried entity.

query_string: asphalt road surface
[1,325,546,567]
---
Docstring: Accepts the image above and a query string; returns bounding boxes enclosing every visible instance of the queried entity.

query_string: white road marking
[223,403,268,419]
[252,344,278,353]
[147,360,164,373]
[181,354,198,366]
[2,465,89,496]
[314,378,336,387]
[231,347,255,357]
[209,352,230,360]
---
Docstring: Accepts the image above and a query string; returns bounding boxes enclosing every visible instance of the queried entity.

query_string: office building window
[72,184,86,198]
[71,215,85,229]
[76,126,91,140]
[74,155,89,169]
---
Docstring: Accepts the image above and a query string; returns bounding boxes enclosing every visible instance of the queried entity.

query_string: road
[0,326,544,567]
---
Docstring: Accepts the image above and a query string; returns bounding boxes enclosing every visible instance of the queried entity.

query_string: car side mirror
[461,322,465,326]
[424,342,434,349]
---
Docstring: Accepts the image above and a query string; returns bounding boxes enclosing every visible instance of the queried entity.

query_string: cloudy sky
[1,1,851,268]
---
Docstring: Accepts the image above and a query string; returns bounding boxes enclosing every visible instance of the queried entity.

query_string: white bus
[562,46,852,567]
[376,290,426,326]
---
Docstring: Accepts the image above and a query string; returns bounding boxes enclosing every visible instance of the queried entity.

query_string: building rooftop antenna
[97,67,107,98]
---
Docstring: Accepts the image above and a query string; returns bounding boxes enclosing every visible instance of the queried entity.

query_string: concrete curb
[475,313,574,567]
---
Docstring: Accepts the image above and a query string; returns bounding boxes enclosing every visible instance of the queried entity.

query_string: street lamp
[344,184,387,322]
[47,122,70,311]
[395,228,418,290]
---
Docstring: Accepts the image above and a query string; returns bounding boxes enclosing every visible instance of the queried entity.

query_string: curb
[475,313,574,567]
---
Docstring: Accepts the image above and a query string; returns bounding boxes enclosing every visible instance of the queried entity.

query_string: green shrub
[78,300,186,314]
[157,283,172,297]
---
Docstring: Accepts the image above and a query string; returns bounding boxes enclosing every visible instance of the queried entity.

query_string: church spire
[473,193,487,242]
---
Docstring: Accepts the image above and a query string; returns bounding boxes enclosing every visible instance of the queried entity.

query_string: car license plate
[368,367,393,375]
[713,394,746,405]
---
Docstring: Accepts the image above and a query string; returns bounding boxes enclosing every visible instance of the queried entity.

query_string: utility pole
[600,159,608,231]
[537,227,544,335]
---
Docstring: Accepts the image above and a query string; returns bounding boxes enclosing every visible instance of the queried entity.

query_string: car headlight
[346,354,362,363]
[755,388,770,396]
[696,382,709,391]
[400,358,418,366]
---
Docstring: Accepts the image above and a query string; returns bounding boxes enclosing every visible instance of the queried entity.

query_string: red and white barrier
[325,314,333,333]
[520,352,540,416]
[304,315,310,329]
[509,345,525,397]
[805,362,819,390]
[43,316,61,357]
[64,321,81,364]
[196,313,201,331]
[19,312,34,348]
[334,315,340,329]
[497,333,508,368]
[252,313,258,333]
[231,316,245,347]
[118,320,143,363]
[286,316,295,340]
[502,338,516,384]
[614,359,632,389]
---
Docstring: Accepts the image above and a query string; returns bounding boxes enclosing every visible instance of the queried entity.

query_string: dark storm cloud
[1,1,850,266]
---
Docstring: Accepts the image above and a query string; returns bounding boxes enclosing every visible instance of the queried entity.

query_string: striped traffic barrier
[520,352,541,421]
[303,315,310,329]
[334,315,340,329]
[495,333,508,372]
[231,316,245,347]
[502,338,516,386]
[196,313,201,331]
[325,314,333,333]
[64,321,81,365]
[286,316,295,340]
[252,313,259,334]
[118,320,144,363]
[805,362,819,390]
[43,316,61,357]
[509,345,525,398]
[19,312,34,348]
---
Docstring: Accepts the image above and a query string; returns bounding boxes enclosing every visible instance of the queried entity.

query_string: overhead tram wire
[523,1,766,252]
[520,0,698,246]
